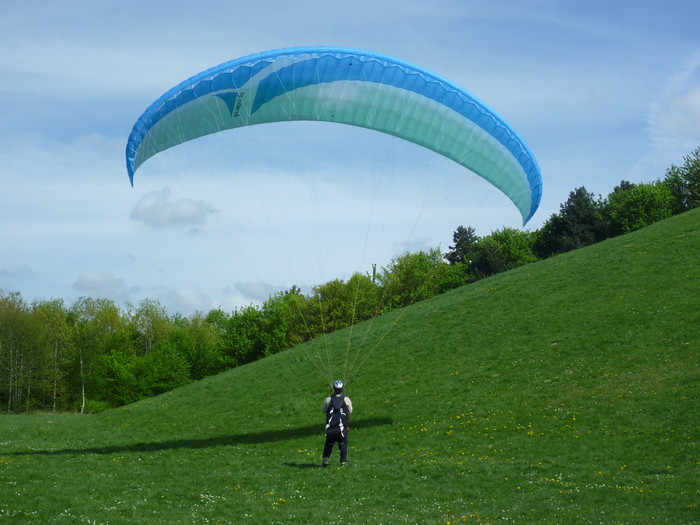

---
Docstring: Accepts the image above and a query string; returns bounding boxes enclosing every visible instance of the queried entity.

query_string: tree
[172,313,226,380]
[135,343,190,398]
[310,279,352,333]
[32,299,71,412]
[0,292,39,412]
[100,347,139,406]
[664,146,700,213]
[377,248,446,308]
[444,225,478,265]
[345,272,382,321]
[471,228,538,278]
[68,297,122,413]
[260,287,310,354]
[603,180,674,236]
[534,187,606,258]
[223,305,265,366]
[127,299,171,356]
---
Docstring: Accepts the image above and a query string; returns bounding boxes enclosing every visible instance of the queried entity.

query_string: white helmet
[332,380,344,393]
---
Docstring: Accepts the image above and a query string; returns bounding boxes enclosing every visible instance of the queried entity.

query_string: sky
[1,0,699,316]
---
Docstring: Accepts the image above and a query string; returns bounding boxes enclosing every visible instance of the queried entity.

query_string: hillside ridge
[3,208,698,523]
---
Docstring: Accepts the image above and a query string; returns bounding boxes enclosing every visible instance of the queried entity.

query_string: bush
[603,180,674,236]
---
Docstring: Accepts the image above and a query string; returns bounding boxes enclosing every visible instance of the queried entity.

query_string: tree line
[1,147,698,413]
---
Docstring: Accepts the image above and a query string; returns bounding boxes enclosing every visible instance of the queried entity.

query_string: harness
[325,395,349,438]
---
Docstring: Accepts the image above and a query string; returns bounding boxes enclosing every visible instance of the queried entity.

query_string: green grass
[2,209,699,524]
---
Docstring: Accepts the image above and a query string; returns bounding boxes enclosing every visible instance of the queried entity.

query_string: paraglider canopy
[126,46,541,224]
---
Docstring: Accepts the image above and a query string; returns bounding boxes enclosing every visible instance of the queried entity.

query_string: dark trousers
[323,432,348,462]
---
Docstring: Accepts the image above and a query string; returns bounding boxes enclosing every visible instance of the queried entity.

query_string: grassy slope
[1,209,698,524]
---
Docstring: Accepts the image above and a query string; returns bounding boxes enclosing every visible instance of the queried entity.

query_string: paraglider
[125,46,543,384]
[126,46,541,224]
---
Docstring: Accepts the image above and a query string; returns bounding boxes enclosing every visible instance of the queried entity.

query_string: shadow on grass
[282,462,320,469]
[283,461,354,469]
[3,417,392,456]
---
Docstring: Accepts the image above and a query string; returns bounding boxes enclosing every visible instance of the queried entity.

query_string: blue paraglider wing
[126,47,542,223]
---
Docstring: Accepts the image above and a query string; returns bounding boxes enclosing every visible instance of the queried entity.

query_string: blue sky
[1,0,699,315]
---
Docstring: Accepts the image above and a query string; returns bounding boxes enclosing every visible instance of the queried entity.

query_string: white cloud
[130,187,217,232]
[233,282,283,303]
[656,86,700,141]
[150,285,272,316]
[393,237,435,256]
[0,265,33,278]
[651,54,700,138]
[73,272,135,304]
[153,288,217,315]
[636,53,700,179]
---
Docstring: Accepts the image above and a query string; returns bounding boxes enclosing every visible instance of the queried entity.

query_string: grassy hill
[1,209,698,524]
